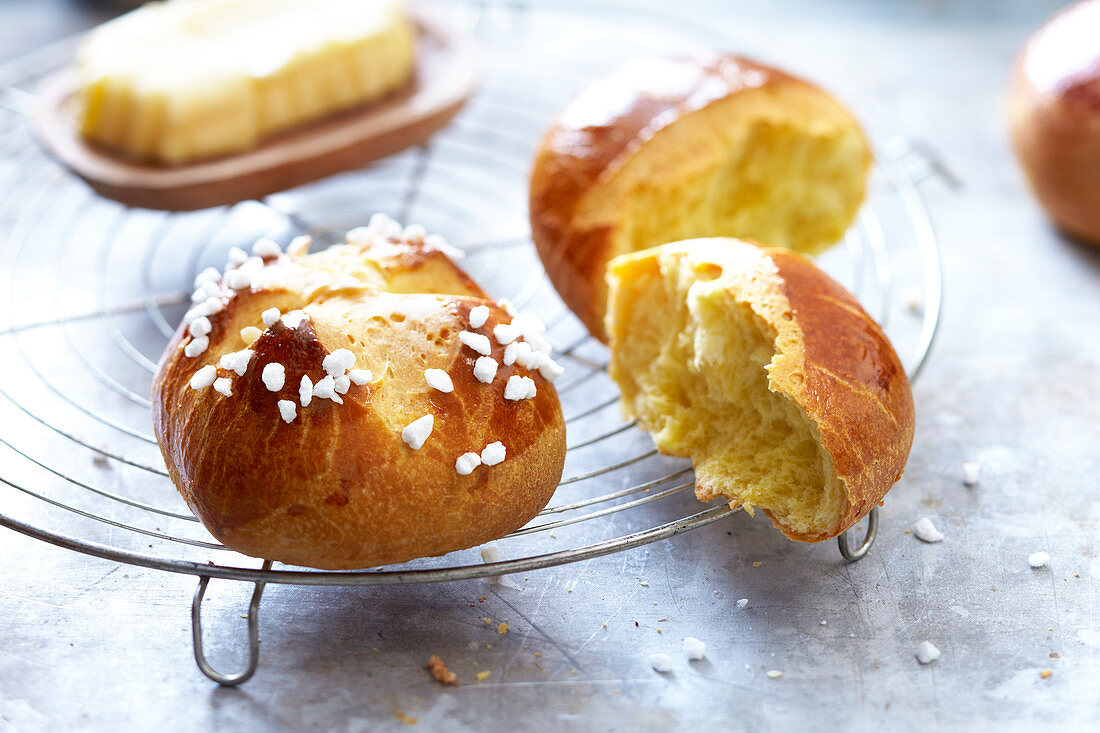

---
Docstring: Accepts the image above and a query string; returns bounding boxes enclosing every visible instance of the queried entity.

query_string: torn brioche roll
[606,238,913,542]
[530,53,872,341]
[153,217,565,569]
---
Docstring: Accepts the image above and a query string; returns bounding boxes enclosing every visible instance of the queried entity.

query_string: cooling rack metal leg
[191,559,272,686]
[837,507,878,563]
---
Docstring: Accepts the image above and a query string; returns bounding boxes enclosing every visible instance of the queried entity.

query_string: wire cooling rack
[0,1,946,684]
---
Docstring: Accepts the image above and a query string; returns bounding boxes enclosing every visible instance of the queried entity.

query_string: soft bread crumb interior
[608,253,845,538]
[620,118,866,257]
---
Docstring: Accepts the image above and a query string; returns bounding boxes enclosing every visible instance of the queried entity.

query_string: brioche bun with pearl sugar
[153,215,566,570]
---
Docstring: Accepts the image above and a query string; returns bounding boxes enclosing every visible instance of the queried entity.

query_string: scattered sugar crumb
[476,671,491,681]
[962,461,981,486]
[913,517,945,543]
[1029,551,1051,568]
[1040,669,1052,679]
[820,620,827,626]
[752,561,761,568]
[736,599,749,609]
[683,637,706,660]
[916,640,941,664]
[482,618,492,625]
[426,655,458,686]
[640,581,649,587]
[903,288,923,315]
[480,545,501,564]
[649,653,673,673]
[767,670,783,679]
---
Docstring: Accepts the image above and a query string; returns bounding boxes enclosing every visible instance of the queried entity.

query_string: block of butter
[76,0,416,165]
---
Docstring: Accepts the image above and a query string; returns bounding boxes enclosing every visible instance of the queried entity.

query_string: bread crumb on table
[766,670,783,679]
[736,598,749,609]
[426,655,459,686]
[393,711,419,725]
[476,670,491,681]
[497,622,509,635]
[752,561,762,568]
[1040,669,1052,679]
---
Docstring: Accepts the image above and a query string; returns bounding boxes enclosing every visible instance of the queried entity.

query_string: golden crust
[607,239,914,541]
[1006,0,1100,245]
[530,53,871,341]
[153,236,565,569]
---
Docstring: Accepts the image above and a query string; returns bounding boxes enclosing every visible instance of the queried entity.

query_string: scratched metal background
[1,0,1098,730]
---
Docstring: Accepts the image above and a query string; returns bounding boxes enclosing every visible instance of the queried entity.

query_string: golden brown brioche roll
[530,53,872,341]
[1006,0,1100,245]
[153,217,566,569]
[606,239,913,542]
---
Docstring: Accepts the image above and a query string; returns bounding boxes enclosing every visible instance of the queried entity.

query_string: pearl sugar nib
[261,362,286,392]
[468,305,490,329]
[278,400,297,423]
[473,356,498,384]
[455,452,482,475]
[322,348,356,376]
[480,441,506,466]
[425,368,454,394]
[402,414,434,450]
[504,375,537,401]
[189,365,217,390]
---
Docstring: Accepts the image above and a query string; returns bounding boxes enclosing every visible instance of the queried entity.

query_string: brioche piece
[1006,0,1100,245]
[606,239,913,542]
[77,0,416,164]
[153,217,566,569]
[530,53,871,340]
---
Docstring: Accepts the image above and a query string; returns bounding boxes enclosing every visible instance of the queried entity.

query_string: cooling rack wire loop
[0,0,949,685]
